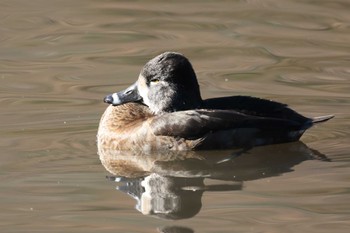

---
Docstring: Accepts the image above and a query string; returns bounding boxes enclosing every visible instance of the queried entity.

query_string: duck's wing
[150,109,302,140]
[203,96,310,124]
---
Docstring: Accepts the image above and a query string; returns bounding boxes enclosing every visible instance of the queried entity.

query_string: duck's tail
[312,115,334,124]
[300,114,334,131]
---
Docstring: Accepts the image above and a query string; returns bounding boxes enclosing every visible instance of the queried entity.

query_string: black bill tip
[103,95,114,104]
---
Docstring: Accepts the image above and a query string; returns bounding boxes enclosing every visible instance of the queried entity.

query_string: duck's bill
[103,82,142,106]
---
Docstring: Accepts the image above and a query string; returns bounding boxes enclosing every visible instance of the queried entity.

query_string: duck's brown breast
[97,103,199,151]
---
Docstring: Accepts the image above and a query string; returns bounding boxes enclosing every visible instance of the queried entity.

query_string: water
[1,0,349,232]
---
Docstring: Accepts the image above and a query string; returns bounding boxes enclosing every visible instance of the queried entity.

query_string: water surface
[1,0,349,232]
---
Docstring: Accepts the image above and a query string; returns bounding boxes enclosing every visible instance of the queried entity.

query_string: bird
[98,52,333,151]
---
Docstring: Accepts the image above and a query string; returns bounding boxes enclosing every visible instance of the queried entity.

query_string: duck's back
[203,96,310,124]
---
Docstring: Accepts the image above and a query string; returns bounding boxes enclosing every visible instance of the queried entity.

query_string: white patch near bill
[112,93,121,105]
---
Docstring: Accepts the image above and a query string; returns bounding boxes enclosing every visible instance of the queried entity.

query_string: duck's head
[104,52,203,114]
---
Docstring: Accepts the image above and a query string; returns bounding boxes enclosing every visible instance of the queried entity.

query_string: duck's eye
[150,78,159,84]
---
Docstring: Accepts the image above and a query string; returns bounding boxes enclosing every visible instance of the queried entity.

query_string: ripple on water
[2,105,97,158]
[277,73,350,96]
[1,15,58,31]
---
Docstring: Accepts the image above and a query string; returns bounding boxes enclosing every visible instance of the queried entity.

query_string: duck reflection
[98,142,329,220]
[157,226,194,233]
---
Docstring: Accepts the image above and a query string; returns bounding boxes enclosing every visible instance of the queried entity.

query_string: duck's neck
[151,94,203,114]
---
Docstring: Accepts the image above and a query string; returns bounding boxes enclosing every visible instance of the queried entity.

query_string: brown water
[1,0,350,232]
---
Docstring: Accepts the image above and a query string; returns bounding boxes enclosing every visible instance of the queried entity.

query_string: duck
[97,52,333,151]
